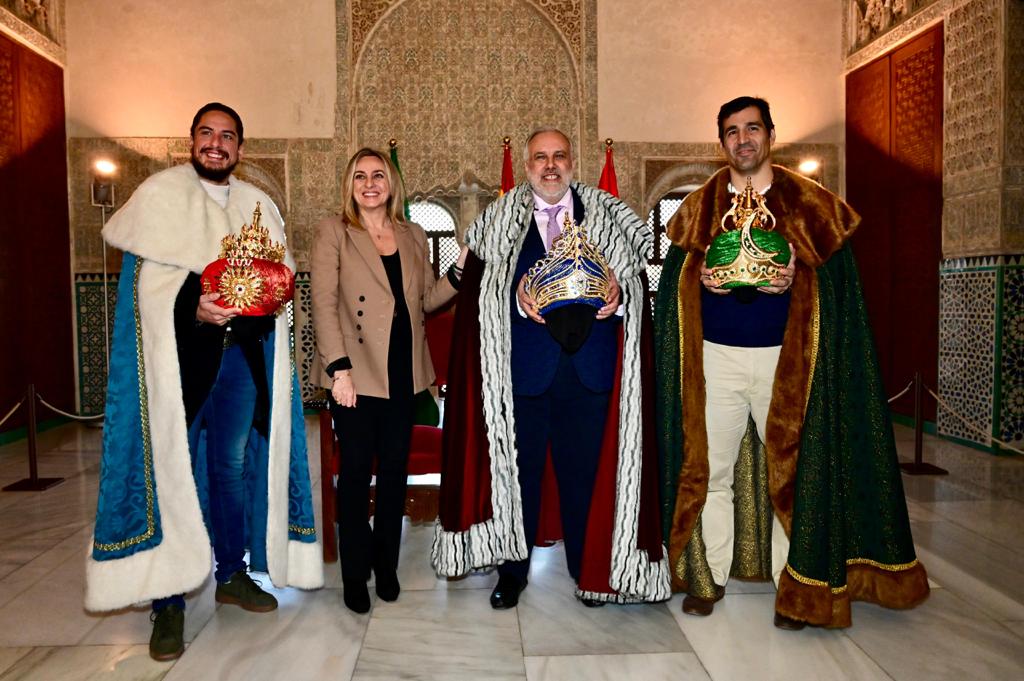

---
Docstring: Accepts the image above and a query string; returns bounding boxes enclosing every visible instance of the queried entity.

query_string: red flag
[598,139,619,197]
[500,137,515,195]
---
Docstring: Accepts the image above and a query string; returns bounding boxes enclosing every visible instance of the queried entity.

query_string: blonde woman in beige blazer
[311,147,466,614]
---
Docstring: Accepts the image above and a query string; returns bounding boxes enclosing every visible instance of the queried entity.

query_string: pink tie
[544,206,563,251]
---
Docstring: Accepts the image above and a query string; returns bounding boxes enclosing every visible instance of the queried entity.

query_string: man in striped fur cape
[431,128,671,607]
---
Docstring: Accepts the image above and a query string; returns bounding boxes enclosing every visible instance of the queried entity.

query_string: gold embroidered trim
[786,557,921,591]
[847,557,919,572]
[94,258,157,552]
[785,563,827,586]
[804,277,820,412]
[676,258,687,411]
[289,524,316,536]
[785,565,847,594]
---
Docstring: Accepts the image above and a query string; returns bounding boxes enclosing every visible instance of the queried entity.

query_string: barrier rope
[35,394,104,422]
[887,379,914,404]
[927,387,1024,456]
[0,397,25,429]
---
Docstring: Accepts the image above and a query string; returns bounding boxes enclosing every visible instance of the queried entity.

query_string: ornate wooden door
[847,24,943,420]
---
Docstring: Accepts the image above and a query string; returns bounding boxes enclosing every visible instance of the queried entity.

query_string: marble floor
[0,421,1021,680]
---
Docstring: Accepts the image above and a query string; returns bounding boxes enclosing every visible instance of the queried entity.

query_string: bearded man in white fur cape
[85,103,322,661]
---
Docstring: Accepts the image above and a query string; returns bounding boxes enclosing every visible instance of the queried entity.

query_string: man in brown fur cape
[654,96,929,629]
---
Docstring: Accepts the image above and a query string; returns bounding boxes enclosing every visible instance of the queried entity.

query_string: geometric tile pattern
[74,273,118,416]
[938,258,997,446]
[294,272,320,402]
[998,259,1024,447]
[74,271,320,415]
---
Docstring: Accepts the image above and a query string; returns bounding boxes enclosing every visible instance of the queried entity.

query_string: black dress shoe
[580,598,605,608]
[489,575,526,609]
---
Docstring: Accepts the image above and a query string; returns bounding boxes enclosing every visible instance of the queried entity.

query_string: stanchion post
[900,372,948,476]
[26,383,39,481]
[913,371,924,465]
[2,384,66,492]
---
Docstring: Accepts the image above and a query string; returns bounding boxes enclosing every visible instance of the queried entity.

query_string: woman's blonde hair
[341,147,407,229]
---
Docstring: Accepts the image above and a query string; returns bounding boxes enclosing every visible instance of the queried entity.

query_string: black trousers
[500,353,609,584]
[329,394,414,586]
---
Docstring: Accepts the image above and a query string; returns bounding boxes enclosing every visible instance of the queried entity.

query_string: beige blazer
[310,215,457,399]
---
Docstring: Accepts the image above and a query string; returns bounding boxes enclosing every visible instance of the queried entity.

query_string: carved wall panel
[940,0,1006,259]
[351,0,581,65]
[847,0,940,55]
[945,0,1000,177]
[945,190,1002,257]
[354,0,580,196]
[1008,0,1024,166]
[0,0,64,64]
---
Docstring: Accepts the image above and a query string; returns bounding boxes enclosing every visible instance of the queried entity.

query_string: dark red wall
[0,33,74,434]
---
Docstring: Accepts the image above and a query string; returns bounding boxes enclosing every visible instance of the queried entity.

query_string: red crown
[199,203,295,316]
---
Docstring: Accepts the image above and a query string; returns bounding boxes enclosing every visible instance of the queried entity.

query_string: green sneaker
[215,571,278,613]
[149,604,184,661]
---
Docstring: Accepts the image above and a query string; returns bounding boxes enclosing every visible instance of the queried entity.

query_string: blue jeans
[200,342,257,583]
[153,342,257,613]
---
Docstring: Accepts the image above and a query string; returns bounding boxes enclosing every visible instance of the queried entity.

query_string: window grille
[646,194,688,307]
[409,201,458,279]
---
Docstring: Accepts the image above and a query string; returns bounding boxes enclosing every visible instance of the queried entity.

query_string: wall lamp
[90,159,117,208]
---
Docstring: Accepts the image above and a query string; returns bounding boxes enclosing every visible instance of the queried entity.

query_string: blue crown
[524,212,612,314]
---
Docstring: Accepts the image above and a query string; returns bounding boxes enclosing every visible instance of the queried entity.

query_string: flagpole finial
[388,138,398,149]
[502,136,511,147]
[605,138,614,148]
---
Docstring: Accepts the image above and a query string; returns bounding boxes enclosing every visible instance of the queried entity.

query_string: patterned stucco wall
[69,0,595,409]
[0,0,64,64]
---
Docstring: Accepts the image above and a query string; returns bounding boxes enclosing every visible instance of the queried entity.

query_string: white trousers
[701,340,790,588]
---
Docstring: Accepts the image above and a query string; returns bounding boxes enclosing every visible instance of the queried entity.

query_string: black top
[381,251,413,399]
[701,286,790,348]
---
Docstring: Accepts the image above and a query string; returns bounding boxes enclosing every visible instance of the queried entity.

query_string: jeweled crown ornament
[705,178,791,288]
[200,202,295,316]
[524,211,613,314]
[523,212,613,353]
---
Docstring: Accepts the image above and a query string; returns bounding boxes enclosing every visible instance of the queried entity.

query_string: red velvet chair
[320,309,455,563]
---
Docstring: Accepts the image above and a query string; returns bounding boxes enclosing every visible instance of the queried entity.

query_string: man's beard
[191,155,237,183]
[530,171,573,204]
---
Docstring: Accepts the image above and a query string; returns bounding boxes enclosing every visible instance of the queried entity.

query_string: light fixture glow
[94,159,117,177]
[798,159,820,175]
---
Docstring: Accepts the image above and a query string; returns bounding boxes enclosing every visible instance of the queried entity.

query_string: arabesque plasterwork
[353,0,580,198]
[351,0,581,64]
[0,0,64,64]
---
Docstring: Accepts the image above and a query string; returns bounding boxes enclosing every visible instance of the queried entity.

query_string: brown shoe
[773,612,806,630]
[681,585,725,616]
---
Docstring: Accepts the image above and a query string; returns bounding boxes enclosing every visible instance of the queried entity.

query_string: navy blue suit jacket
[509,189,620,396]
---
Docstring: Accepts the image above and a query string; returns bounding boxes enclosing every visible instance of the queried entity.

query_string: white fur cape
[84,163,322,611]
[431,182,671,603]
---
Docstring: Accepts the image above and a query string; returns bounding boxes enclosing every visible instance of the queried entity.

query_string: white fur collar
[102,163,292,273]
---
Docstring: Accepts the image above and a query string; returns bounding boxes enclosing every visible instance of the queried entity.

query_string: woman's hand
[456,244,469,269]
[331,371,357,408]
